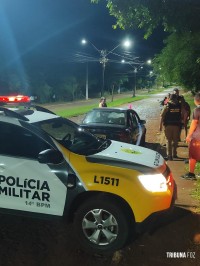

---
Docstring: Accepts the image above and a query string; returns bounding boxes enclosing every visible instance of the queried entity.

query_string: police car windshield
[32,117,110,155]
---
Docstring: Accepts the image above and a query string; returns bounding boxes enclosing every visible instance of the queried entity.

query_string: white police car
[0,105,176,254]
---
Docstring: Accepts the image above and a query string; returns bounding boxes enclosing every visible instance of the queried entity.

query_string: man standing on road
[173,88,185,105]
[173,88,186,140]
[159,93,182,161]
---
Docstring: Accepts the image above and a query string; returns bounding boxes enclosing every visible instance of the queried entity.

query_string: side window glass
[127,113,132,127]
[130,112,138,128]
[0,123,51,159]
[39,120,76,141]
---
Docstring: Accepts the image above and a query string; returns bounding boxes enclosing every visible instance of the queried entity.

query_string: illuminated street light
[147,59,152,65]
[121,59,152,97]
[121,59,143,97]
[81,38,132,97]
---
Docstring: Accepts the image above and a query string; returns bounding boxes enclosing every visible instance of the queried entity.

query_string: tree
[92,0,200,38]
[153,32,200,91]
[58,76,81,102]
[92,0,200,91]
[106,71,128,101]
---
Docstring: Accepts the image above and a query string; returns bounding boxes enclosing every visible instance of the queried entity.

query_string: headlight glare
[138,174,167,192]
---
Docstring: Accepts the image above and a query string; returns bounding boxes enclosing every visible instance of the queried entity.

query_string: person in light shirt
[99,97,107,108]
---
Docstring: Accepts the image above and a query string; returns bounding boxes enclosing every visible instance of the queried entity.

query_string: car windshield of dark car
[83,110,125,125]
[32,118,111,155]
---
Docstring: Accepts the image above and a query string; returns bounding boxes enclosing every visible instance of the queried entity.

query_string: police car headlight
[138,174,167,192]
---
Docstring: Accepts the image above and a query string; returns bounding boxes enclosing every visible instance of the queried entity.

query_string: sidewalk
[157,129,199,213]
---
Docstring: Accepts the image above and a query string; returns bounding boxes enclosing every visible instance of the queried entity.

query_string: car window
[0,122,51,159]
[83,110,125,125]
[33,118,109,155]
[37,118,76,140]
[129,112,139,128]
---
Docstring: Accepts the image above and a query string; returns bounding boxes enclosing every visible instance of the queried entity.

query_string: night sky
[0,0,167,92]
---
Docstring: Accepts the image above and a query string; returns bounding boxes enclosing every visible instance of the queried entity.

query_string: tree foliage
[154,32,200,91]
[92,0,200,38]
[92,0,200,91]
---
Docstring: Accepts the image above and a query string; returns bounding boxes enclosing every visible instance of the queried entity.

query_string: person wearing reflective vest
[159,93,182,161]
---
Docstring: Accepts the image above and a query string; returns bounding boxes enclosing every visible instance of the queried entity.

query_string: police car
[0,105,176,254]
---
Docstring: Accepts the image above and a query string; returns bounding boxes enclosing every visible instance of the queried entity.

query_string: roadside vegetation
[55,89,162,117]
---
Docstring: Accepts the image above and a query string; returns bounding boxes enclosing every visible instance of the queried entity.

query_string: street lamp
[121,59,143,97]
[147,59,152,65]
[121,58,153,96]
[81,38,132,97]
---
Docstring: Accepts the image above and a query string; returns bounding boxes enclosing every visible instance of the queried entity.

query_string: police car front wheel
[74,197,130,254]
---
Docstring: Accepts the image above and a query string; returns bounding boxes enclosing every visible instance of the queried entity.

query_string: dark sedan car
[80,107,146,146]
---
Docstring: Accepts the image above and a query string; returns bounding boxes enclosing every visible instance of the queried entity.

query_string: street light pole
[121,58,152,97]
[86,62,88,100]
[133,68,137,97]
[81,38,131,97]
[100,50,109,97]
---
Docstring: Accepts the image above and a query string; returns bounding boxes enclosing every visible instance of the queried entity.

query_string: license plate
[95,134,106,139]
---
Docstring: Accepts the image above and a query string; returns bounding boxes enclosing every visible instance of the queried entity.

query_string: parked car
[0,104,175,255]
[80,107,146,146]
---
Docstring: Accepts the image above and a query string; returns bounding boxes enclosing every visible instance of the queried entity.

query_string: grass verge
[56,95,149,117]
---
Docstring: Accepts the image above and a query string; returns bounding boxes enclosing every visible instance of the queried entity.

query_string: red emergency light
[0,95,30,103]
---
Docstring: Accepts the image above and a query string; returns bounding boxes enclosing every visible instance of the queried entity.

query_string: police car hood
[88,140,165,171]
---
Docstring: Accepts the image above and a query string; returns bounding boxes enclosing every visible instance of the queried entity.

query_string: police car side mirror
[38,149,64,164]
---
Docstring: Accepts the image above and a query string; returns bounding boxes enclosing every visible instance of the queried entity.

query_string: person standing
[159,93,182,160]
[164,93,171,105]
[181,92,200,180]
[181,98,191,139]
[173,88,185,105]
[99,97,107,107]
[173,88,185,141]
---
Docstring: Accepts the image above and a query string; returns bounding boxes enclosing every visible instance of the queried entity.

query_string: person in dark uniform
[173,88,185,105]
[173,88,185,141]
[159,93,182,160]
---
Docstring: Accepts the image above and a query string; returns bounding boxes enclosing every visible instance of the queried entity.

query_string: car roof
[23,110,59,123]
[91,107,129,112]
[0,105,59,124]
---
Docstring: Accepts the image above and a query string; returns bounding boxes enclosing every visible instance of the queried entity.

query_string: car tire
[73,196,131,255]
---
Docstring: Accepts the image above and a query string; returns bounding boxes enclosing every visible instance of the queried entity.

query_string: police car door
[0,121,67,216]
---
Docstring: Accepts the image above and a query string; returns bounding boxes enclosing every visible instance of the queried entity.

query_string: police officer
[159,93,182,160]
[173,88,185,140]
[173,88,184,106]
